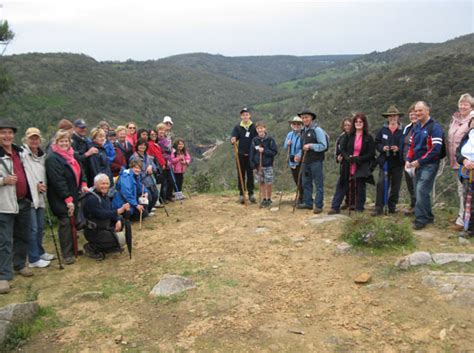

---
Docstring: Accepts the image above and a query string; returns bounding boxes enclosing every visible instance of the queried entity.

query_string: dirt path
[2,193,473,352]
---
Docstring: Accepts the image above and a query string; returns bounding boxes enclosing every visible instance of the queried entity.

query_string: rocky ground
[0,193,473,352]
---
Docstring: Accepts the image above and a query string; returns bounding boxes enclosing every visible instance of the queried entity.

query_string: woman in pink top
[329,113,375,213]
[171,138,191,192]
[448,93,474,229]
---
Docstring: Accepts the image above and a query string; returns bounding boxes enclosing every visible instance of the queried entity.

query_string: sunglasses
[128,127,136,130]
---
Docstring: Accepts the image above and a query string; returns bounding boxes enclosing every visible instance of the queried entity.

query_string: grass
[0,306,63,352]
[100,278,143,300]
[428,261,474,273]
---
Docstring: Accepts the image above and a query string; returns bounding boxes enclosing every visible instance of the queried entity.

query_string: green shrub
[341,215,415,249]
[188,172,213,193]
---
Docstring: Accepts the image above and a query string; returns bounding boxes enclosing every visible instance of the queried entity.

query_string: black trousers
[84,229,121,253]
[290,166,303,202]
[174,173,184,192]
[160,169,174,201]
[375,162,403,212]
[237,154,254,196]
[331,177,367,211]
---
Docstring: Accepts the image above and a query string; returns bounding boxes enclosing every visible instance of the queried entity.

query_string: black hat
[73,119,87,128]
[0,120,18,133]
[298,110,317,120]
[240,107,250,115]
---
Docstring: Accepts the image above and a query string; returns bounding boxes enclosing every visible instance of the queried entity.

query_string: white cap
[163,116,174,125]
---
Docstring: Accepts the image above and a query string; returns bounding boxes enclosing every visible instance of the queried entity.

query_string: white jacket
[21,144,47,209]
[0,145,26,214]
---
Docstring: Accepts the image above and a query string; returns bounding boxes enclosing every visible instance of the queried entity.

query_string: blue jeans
[302,160,324,208]
[0,199,31,280]
[414,162,439,225]
[29,207,45,263]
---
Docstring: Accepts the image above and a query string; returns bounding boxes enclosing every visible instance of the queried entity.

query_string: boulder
[431,253,474,265]
[0,302,39,345]
[149,274,196,297]
[336,242,352,254]
[395,251,433,269]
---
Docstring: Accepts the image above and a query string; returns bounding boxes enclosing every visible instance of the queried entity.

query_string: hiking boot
[84,244,105,261]
[40,253,55,261]
[388,209,398,214]
[0,280,10,294]
[63,256,75,265]
[296,203,312,210]
[249,195,257,204]
[371,210,383,217]
[403,208,414,216]
[313,207,323,214]
[341,204,349,210]
[239,196,245,204]
[413,222,426,230]
[15,267,34,277]
[328,209,340,215]
[28,259,50,268]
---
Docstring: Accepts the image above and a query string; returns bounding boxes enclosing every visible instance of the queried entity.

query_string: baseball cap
[25,127,42,139]
[73,119,87,128]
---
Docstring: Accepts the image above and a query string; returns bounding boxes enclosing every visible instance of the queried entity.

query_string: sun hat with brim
[288,116,303,124]
[163,116,174,125]
[382,105,404,117]
[25,127,42,139]
[298,110,317,120]
[0,120,18,133]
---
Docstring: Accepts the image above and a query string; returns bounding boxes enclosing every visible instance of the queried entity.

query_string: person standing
[406,101,445,230]
[401,104,418,214]
[295,110,327,213]
[230,108,257,204]
[372,105,404,216]
[448,93,474,230]
[283,116,303,204]
[71,119,97,181]
[21,128,55,269]
[0,121,34,294]
[111,125,133,177]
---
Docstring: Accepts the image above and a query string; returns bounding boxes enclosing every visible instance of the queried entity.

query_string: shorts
[256,166,274,184]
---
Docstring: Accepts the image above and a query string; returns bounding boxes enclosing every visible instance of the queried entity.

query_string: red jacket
[111,141,133,177]
[147,141,166,168]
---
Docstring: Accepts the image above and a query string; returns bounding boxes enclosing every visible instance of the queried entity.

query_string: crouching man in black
[83,173,130,260]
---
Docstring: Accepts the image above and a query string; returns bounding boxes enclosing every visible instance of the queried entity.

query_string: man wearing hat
[295,110,328,213]
[231,108,257,203]
[0,120,34,294]
[284,116,304,202]
[372,105,405,216]
[71,119,97,181]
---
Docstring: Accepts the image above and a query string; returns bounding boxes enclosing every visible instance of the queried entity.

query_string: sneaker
[28,259,51,268]
[249,195,257,204]
[260,199,267,208]
[63,256,75,265]
[15,267,34,277]
[267,199,272,207]
[148,212,156,217]
[40,253,55,261]
[296,203,312,210]
[313,207,323,214]
[328,209,340,215]
[239,196,245,204]
[0,280,10,294]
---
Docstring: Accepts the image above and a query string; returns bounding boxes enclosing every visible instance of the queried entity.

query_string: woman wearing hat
[372,105,404,216]
[448,93,474,230]
[21,128,55,268]
[283,116,303,202]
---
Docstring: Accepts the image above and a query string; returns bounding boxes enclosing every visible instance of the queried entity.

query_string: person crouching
[83,173,130,260]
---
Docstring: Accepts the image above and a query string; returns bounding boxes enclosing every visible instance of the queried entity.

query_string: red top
[147,141,166,168]
[350,134,363,176]
[10,149,29,199]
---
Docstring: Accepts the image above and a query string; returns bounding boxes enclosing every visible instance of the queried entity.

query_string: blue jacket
[283,131,302,168]
[249,133,278,169]
[129,152,157,188]
[407,118,444,166]
[112,168,148,216]
[104,140,116,164]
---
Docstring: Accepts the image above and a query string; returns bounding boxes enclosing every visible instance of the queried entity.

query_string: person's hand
[287,139,292,146]
[383,146,390,151]
[463,159,474,170]
[337,155,343,162]
[230,137,237,144]
[37,182,47,193]
[294,155,301,163]
[411,160,420,169]
[303,144,312,151]
[66,202,75,217]
[391,145,399,152]
[405,161,412,169]
[136,204,144,213]
[3,175,17,185]
[146,165,153,174]
[81,186,89,193]
[258,147,264,153]
[123,203,131,212]
[85,147,99,157]
[115,220,122,232]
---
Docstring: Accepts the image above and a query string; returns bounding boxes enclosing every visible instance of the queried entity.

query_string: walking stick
[45,206,64,270]
[383,158,389,215]
[69,215,78,258]
[259,149,263,207]
[286,145,291,169]
[463,168,473,232]
[169,168,184,203]
[348,162,353,216]
[278,191,284,210]
[233,142,248,205]
[159,195,170,217]
[139,183,144,230]
[292,151,307,213]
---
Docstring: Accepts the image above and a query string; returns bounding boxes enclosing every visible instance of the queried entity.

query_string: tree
[0,20,14,95]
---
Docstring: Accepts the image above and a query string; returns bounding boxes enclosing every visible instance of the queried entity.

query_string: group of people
[231,94,474,233]
[0,116,191,294]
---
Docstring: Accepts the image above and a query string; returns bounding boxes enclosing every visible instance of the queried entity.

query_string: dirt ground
[1,193,473,352]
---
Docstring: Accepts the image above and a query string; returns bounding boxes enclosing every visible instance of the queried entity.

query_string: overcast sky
[1,0,473,61]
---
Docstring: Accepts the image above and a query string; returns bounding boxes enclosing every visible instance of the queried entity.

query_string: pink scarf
[52,144,81,186]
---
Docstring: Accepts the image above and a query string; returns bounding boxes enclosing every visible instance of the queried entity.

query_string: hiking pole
[158,195,170,217]
[139,183,144,230]
[259,149,263,207]
[348,161,353,216]
[45,206,64,270]
[292,151,307,213]
[286,145,290,169]
[233,142,248,205]
[169,168,184,203]
[277,191,284,210]
[383,156,389,215]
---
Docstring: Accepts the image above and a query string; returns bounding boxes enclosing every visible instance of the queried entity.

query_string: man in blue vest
[295,110,328,213]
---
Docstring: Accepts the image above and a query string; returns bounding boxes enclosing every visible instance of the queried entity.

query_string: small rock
[308,214,349,225]
[115,335,123,344]
[295,243,303,248]
[458,237,470,245]
[336,242,352,254]
[212,265,219,269]
[149,274,196,297]
[255,227,269,234]
[366,281,389,290]
[291,236,306,243]
[439,328,447,341]
[270,207,279,212]
[354,273,372,284]
[324,239,332,244]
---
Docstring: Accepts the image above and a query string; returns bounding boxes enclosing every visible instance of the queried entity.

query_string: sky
[1,0,473,61]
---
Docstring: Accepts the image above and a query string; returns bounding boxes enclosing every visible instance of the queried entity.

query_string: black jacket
[374,124,404,167]
[340,133,376,183]
[231,123,257,155]
[84,190,120,230]
[249,134,278,169]
[45,152,85,217]
[87,143,113,187]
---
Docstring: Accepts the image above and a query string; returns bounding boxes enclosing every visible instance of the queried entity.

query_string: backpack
[427,121,447,159]
[75,191,101,230]
[301,126,330,153]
